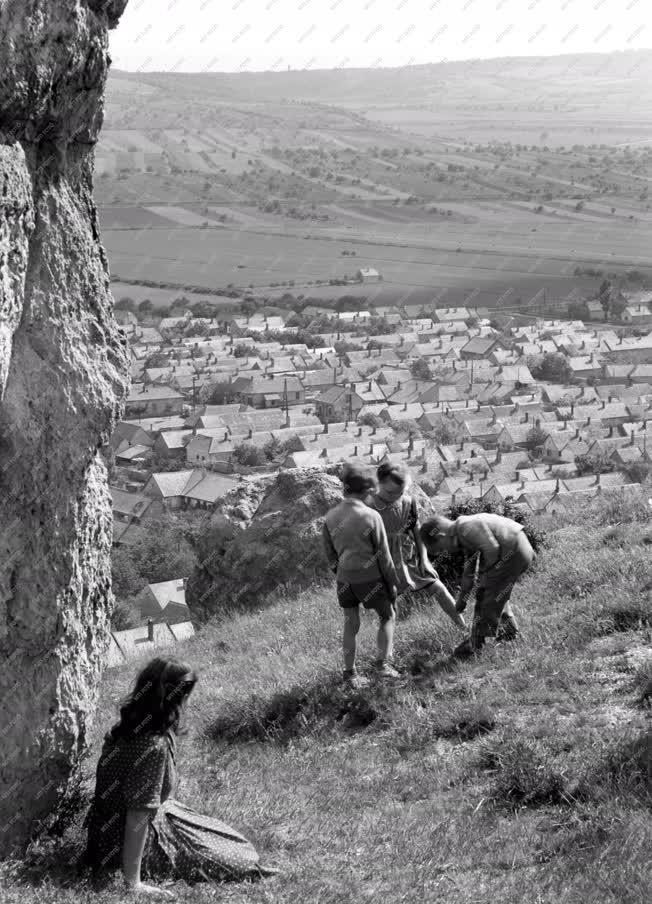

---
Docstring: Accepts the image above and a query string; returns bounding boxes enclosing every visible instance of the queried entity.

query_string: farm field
[98,53,652,312]
[101,198,652,289]
[365,107,652,148]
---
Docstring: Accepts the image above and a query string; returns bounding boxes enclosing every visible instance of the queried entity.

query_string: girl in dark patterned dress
[80,655,277,897]
[367,461,467,630]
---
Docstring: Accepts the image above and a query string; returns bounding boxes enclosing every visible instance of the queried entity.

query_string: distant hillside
[107,49,652,110]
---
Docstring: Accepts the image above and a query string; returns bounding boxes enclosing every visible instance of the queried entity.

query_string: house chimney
[494,448,502,464]
[372,426,377,435]
[609,425,614,437]
[248,427,253,438]
[570,403,575,416]
[575,427,580,439]
[602,399,606,409]
[353,445,358,456]
[586,416,591,426]
[358,427,362,437]
[369,443,373,455]
[554,478,560,494]
[594,472,601,486]
[147,618,154,642]
[525,412,529,423]
[456,459,461,470]
[403,402,408,411]
[630,430,635,446]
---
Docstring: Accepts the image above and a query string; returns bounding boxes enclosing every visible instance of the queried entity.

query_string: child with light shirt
[322,463,400,687]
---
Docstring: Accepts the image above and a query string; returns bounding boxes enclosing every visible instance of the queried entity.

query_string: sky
[109,0,651,73]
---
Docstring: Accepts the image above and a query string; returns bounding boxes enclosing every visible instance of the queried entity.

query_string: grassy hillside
[1,508,651,902]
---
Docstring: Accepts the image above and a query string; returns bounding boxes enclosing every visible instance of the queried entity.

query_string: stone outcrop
[0,0,130,855]
[188,467,434,619]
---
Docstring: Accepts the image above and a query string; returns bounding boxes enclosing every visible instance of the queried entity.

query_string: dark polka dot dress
[82,729,273,885]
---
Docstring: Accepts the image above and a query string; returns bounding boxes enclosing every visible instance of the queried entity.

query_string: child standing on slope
[322,463,401,688]
[366,460,467,632]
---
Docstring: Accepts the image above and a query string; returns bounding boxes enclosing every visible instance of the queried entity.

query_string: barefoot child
[322,463,401,687]
[420,511,535,658]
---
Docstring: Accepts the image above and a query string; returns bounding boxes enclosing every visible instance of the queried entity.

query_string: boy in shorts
[322,463,400,687]
[420,512,535,658]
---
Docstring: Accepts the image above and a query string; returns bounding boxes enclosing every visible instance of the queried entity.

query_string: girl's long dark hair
[106,655,198,742]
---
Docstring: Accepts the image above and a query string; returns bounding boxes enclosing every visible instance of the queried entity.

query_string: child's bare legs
[431,579,466,629]
[343,608,361,672]
[376,612,395,664]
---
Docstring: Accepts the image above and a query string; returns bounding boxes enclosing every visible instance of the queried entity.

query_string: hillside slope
[1,504,650,903]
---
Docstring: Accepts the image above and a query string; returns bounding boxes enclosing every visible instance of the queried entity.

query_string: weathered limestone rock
[188,467,434,619]
[0,0,130,855]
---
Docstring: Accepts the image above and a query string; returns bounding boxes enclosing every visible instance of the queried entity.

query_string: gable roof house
[134,578,191,626]
[621,302,652,326]
[459,336,500,360]
[110,422,155,456]
[110,487,163,538]
[460,415,505,446]
[182,472,240,509]
[142,469,205,510]
[125,383,186,418]
[567,354,603,381]
[185,429,236,466]
[152,429,194,459]
[315,385,365,422]
[432,306,470,323]
[230,375,305,409]
[541,432,592,463]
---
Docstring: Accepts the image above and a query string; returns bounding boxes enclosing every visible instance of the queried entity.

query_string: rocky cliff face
[0,0,130,855]
[188,468,434,619]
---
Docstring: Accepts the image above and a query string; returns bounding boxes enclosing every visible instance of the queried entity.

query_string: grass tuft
[204,677,394,744]
[476,737,572,809]
[581,729,652,804]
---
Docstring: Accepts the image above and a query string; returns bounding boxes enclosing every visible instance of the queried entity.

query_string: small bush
[577,730,652,804]
[428,498,547,586]
[476,737,570,809]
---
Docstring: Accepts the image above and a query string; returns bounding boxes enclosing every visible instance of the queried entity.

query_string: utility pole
[283,377,290,425]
